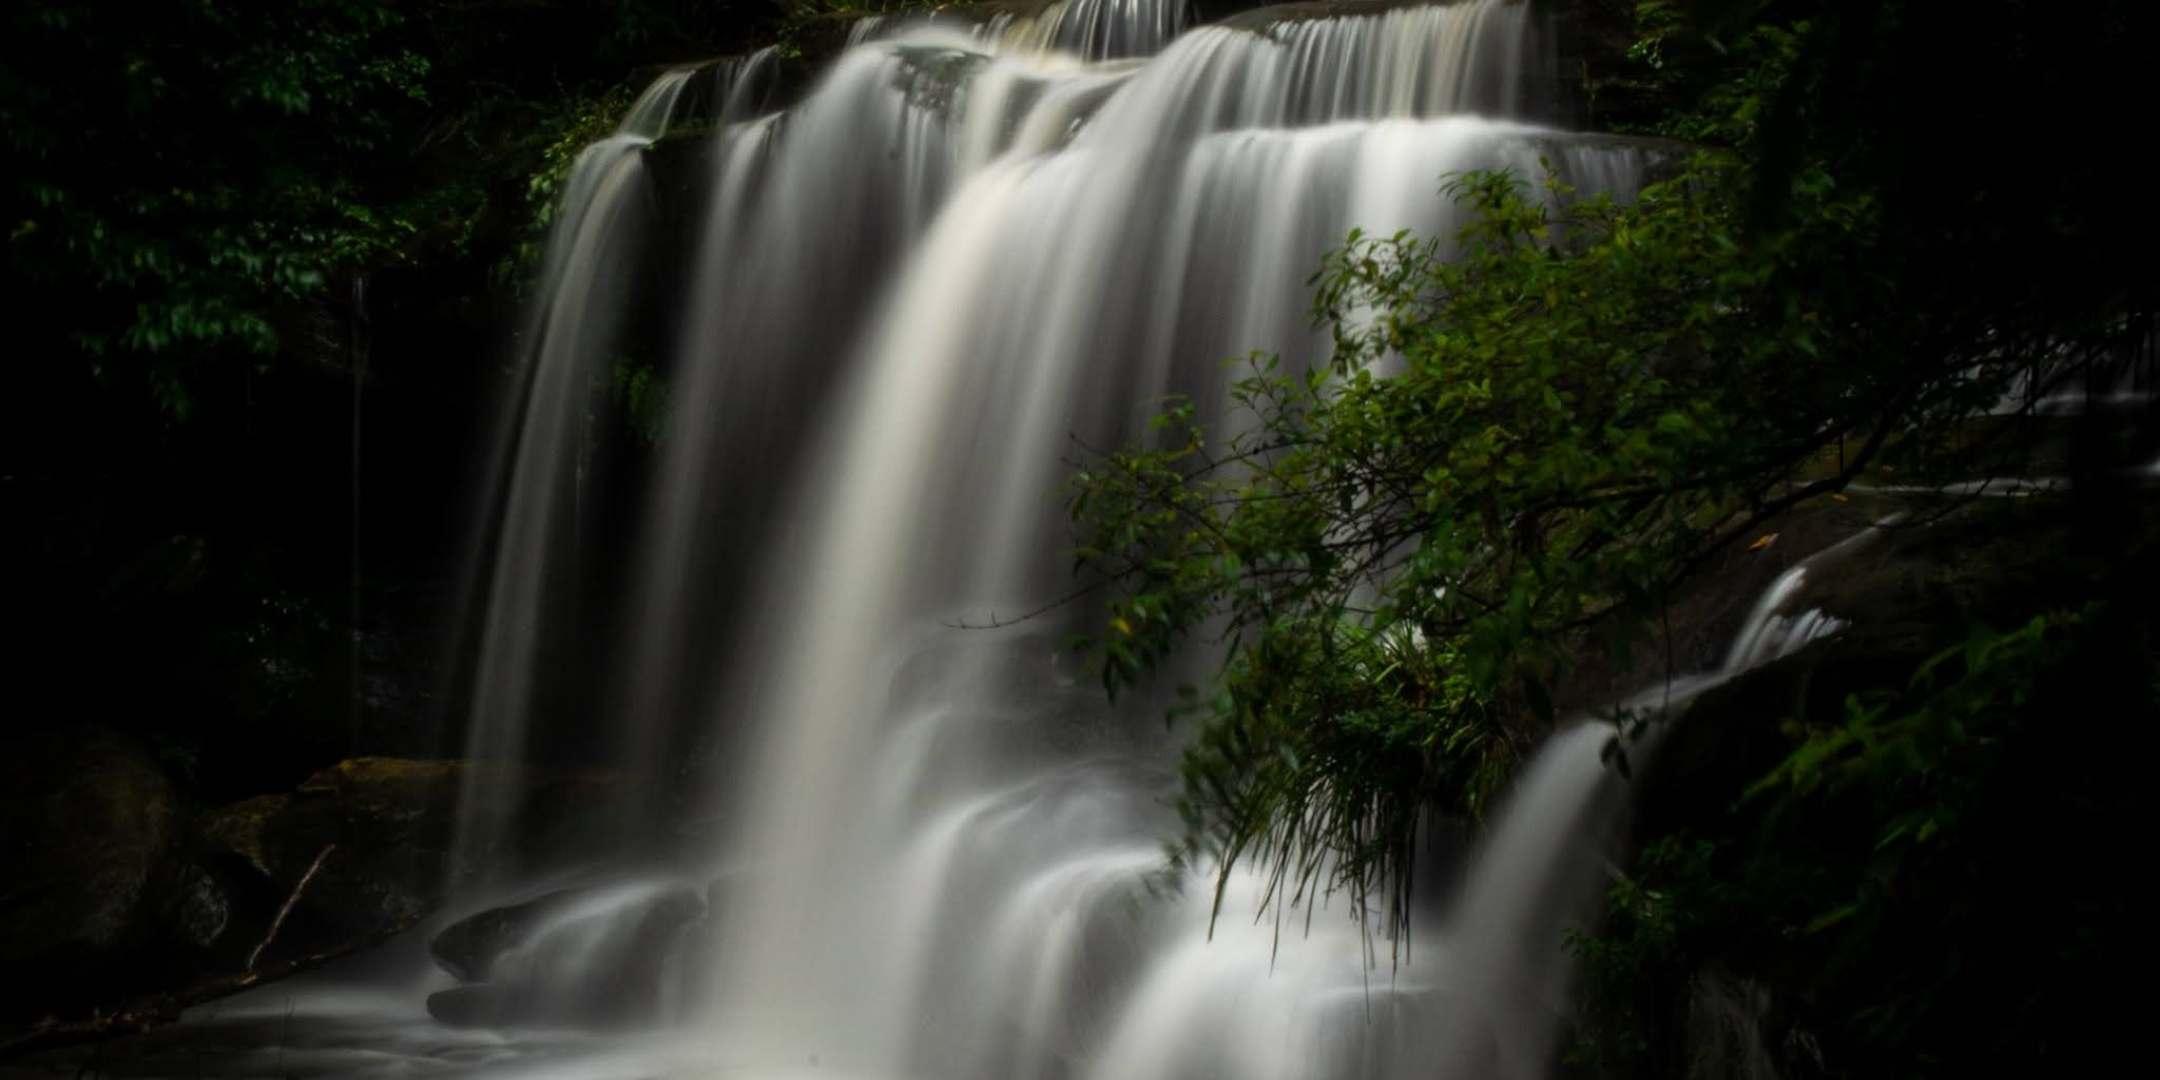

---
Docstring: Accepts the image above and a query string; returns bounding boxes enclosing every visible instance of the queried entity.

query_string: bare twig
[248,844,337,973]
[943,581,1107,630]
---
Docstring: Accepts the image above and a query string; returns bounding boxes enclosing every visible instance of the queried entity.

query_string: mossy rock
[194,793,290,882]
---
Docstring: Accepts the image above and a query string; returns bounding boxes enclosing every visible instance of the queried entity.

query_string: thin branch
[248,843,337,973]
[943,581,1108,630]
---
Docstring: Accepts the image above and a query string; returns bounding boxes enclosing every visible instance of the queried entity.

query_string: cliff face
[1564,487,2158,1077]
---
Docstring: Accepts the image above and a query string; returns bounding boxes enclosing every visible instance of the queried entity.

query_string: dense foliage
[1073,156,1902,921]
[6,2,426,414]
[2,0,796,794]
[2,0,793,415]
[1071,0,2154,1072]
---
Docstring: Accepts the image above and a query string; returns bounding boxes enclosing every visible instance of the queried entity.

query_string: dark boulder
[428,887,585,982]
[152,861,233,954]
[0,726,182,1019]
[195,757,636,971]
[425,882,705,1030]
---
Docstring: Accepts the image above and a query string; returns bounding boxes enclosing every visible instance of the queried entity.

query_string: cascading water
[453,47,786,878]
[452,66,695,877]
[851,0,1191,58]
[433,2,1707,1077]
[983,0,1192,57]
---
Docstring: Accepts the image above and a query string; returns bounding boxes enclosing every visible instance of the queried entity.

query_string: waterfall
[851,0,1193,59]
[452,66,696,877]
[449,3,1698,1076]
[982,0,1192,58]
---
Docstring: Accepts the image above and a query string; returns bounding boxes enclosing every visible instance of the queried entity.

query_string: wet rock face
[1634,498,2128,838]
[1550,495,1890,720]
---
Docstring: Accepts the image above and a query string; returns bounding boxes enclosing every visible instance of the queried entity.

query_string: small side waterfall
[1430,525,1880,1079]
[441,3,1712,1077]
[453,67,695,876]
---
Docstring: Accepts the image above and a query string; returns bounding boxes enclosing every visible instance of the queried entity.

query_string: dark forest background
[3,1,840,799]
[4,1,2156,1074]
